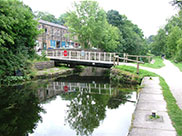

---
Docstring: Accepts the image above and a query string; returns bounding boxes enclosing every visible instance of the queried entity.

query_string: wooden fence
[123,53,152,63]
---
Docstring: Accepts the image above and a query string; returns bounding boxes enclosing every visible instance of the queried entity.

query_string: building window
[45,28,47,33]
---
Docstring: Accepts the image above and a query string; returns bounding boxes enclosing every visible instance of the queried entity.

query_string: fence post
[123,53,125,62]
[113,56,116,65]
[110,53,112,62]
[137,63,139,74]
[148,56,151,63]
[69,51,71,59]
[99,52,101,61]
[126,53,128,63]
[89,52,91,60]
[117,56,119,65]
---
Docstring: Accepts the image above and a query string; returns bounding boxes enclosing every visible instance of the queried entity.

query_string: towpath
[120,59,182,109]
[128,77,176,136]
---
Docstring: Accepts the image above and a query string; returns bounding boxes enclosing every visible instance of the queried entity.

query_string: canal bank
[112,65,179,136]
[128,77,176,136]
[0,66,138,136]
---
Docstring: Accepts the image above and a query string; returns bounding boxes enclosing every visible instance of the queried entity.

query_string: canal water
[0,68,137,136]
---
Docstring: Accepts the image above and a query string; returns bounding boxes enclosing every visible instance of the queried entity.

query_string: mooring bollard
[152,110,157,118]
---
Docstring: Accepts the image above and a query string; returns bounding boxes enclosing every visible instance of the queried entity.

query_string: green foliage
[150,29,167,56]
[106,10,147,55]
[58,13,68,25]
[98,23,119,52]
[114,65,157,80]
[166,26,182,58]
[34,11,67,25]
[150,9,182,62]
[114,65,182,135]
[160,77,182,136]
[0,0,40,83]
[0,83,43,136]
[171,0,182,8]
[65,0,119,50]
[141,57,165,69]
[171,60,182,71]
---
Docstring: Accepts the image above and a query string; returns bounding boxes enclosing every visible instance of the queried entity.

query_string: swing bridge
[46,49,117,68]
[45,49,151,68]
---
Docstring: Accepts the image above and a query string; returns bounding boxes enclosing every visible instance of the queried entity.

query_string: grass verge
[171,60,182,72]
[114,65,182,135]
[160,77,182,135]
[140,56,165,69]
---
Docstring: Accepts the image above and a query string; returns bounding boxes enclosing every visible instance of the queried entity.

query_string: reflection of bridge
[46,49,116,68]
[37,82,117,102]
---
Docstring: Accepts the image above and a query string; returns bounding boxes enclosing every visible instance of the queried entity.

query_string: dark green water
[0,69,137,136]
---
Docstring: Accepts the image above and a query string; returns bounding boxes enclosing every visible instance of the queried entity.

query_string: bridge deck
[46,50,116,68]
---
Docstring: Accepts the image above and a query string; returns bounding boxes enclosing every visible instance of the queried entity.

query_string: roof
[38,19,67,30]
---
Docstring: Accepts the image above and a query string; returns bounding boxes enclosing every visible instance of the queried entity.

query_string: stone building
[37,19,79,50]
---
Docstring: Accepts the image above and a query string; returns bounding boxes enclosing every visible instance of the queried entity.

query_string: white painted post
[95,52,96,60]
[77,51,78,59]
[104,52,106,61]
[89,52,91,60]
[70,83,72,92]
[89,84,91,93]
[79,51,81,60]
[53,50,55,57]
[69,51,71,59]
[99,84,101,94]
[110,53,112,62]
[85,52,87,60]
[99,52,101,61]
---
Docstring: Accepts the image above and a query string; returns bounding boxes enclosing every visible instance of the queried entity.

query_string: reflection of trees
[64,89,110,136]
[107,89,133,109]
[0,83,43,136]
[62,85,136,136]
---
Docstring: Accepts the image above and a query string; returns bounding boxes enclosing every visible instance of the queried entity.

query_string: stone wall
[34,61,55,70]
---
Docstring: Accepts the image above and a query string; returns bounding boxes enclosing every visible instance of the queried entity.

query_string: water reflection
[0,83,43,136]
[34,76,137,136]
[0,75,137,136]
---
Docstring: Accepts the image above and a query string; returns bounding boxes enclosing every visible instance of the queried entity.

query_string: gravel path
[120,59,182,109]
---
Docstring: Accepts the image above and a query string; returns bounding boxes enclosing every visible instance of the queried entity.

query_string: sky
[22,0,178,37]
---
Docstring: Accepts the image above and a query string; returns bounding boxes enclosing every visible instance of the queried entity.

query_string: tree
[0,83,43,136]
[171,0,182,8]
[65,0,117,49]
[58,13,68,25]
[106,10,147,55]
[166,26,182,58]
[98,23,119,52]
[0,0,40,82]
[175,38,182,61]
[150,29,167,56]
[34,11,60,24]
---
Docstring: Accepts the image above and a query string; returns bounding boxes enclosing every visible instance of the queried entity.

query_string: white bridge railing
[46,50,116,62]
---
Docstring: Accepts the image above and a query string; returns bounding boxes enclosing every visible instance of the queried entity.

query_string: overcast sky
[22,0,178,37]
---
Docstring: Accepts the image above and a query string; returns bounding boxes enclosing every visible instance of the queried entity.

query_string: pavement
[128,77,177,136]
[120,59,182,110]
